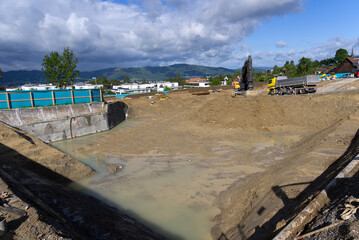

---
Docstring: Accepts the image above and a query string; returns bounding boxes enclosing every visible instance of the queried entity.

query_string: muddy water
[52,120,301,240]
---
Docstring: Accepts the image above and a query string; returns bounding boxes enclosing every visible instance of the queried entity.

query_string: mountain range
[0,64,271,87]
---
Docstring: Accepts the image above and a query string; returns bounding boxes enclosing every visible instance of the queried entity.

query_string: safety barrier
[0,89,103,109]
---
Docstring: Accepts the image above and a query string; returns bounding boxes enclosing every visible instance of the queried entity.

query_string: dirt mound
[0,124,94,183]
[187,92,358,130]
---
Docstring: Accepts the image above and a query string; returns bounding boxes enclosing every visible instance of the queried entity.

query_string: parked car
[354,70,359,78]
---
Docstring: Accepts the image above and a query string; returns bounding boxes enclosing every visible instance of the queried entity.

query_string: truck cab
[267,76,287,94]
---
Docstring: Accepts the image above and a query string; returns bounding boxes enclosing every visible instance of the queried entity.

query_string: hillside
[78,64,239,81]
[0,64,271,86]
[0,70,47,87]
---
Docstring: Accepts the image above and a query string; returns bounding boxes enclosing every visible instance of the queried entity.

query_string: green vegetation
[88,76,122,89]
[165,72,186,86]
[123,73,131,83]
[335,48,349,62]
[164,86,172,91]
[41,47,79,87]
[263,48,350,82]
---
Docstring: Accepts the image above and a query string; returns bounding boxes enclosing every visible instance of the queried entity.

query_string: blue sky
[243,0,359,65]
[0,0,358,71]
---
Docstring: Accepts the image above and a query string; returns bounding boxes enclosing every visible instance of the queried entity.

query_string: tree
[272,65,282,75]
[123,73,131,83]
[335,48,349,63]
[283,60,296,77]
[62,47,79,85]
[209,75,222,86]
[174,72,186,86]
[225,74,233,85]
[320,58,336,66]
[90,76,109,89]
[167,76,174,82]
[254,72,267,82]
[41,51,62,85]
[41,48,79,87]
[297,57,315,75]
[164,86,171,91]
[209,78,221,86]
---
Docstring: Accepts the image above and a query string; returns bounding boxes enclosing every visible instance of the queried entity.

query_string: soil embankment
[0,123,93,238]
[0,123,166,239]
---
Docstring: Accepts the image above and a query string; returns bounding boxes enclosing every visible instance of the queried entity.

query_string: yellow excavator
[232,55,254,97]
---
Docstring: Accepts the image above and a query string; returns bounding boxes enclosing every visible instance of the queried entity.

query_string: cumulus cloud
[252,36,359,68]
[276,40,287,48]
[302,35,358,60]
[0,0,303,70]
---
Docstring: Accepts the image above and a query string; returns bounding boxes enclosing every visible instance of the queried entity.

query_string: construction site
[0,76,358,239]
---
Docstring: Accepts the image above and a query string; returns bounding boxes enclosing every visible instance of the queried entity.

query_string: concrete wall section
[0,102,105,127]
[0,102,127,143]
[21,113,109,142]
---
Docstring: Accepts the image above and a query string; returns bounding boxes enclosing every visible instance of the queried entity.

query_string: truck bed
[276,75,319,88]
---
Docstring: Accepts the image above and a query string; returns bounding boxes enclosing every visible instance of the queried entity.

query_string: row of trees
[271,48,349,78]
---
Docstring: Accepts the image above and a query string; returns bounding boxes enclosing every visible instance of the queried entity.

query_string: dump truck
[267,75,319,95]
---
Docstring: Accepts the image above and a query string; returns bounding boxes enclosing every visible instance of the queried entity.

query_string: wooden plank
[52,91,56,105]
[71,90,74,104]
[89,90,93,102]
[192,92,210,95]
[6,92,10,109]
[29,92,34,107]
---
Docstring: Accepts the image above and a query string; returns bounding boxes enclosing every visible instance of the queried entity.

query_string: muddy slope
[210,92,359,239]
[0,123,166,239]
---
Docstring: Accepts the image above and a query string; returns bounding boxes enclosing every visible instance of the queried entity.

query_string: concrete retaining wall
[0,102,127,142]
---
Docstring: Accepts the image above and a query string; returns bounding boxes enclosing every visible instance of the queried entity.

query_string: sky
[0,0,358,71]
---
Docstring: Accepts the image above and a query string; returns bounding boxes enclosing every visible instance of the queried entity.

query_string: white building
[113,83,155,94]
[113,82,179,94]
[20,84,58,91]
[156,82,179,92]
[5,87,20,91]
[198,82,210,87]
[71,83,103,90]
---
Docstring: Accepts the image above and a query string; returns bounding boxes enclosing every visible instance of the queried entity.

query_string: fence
[0,89,103,109]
